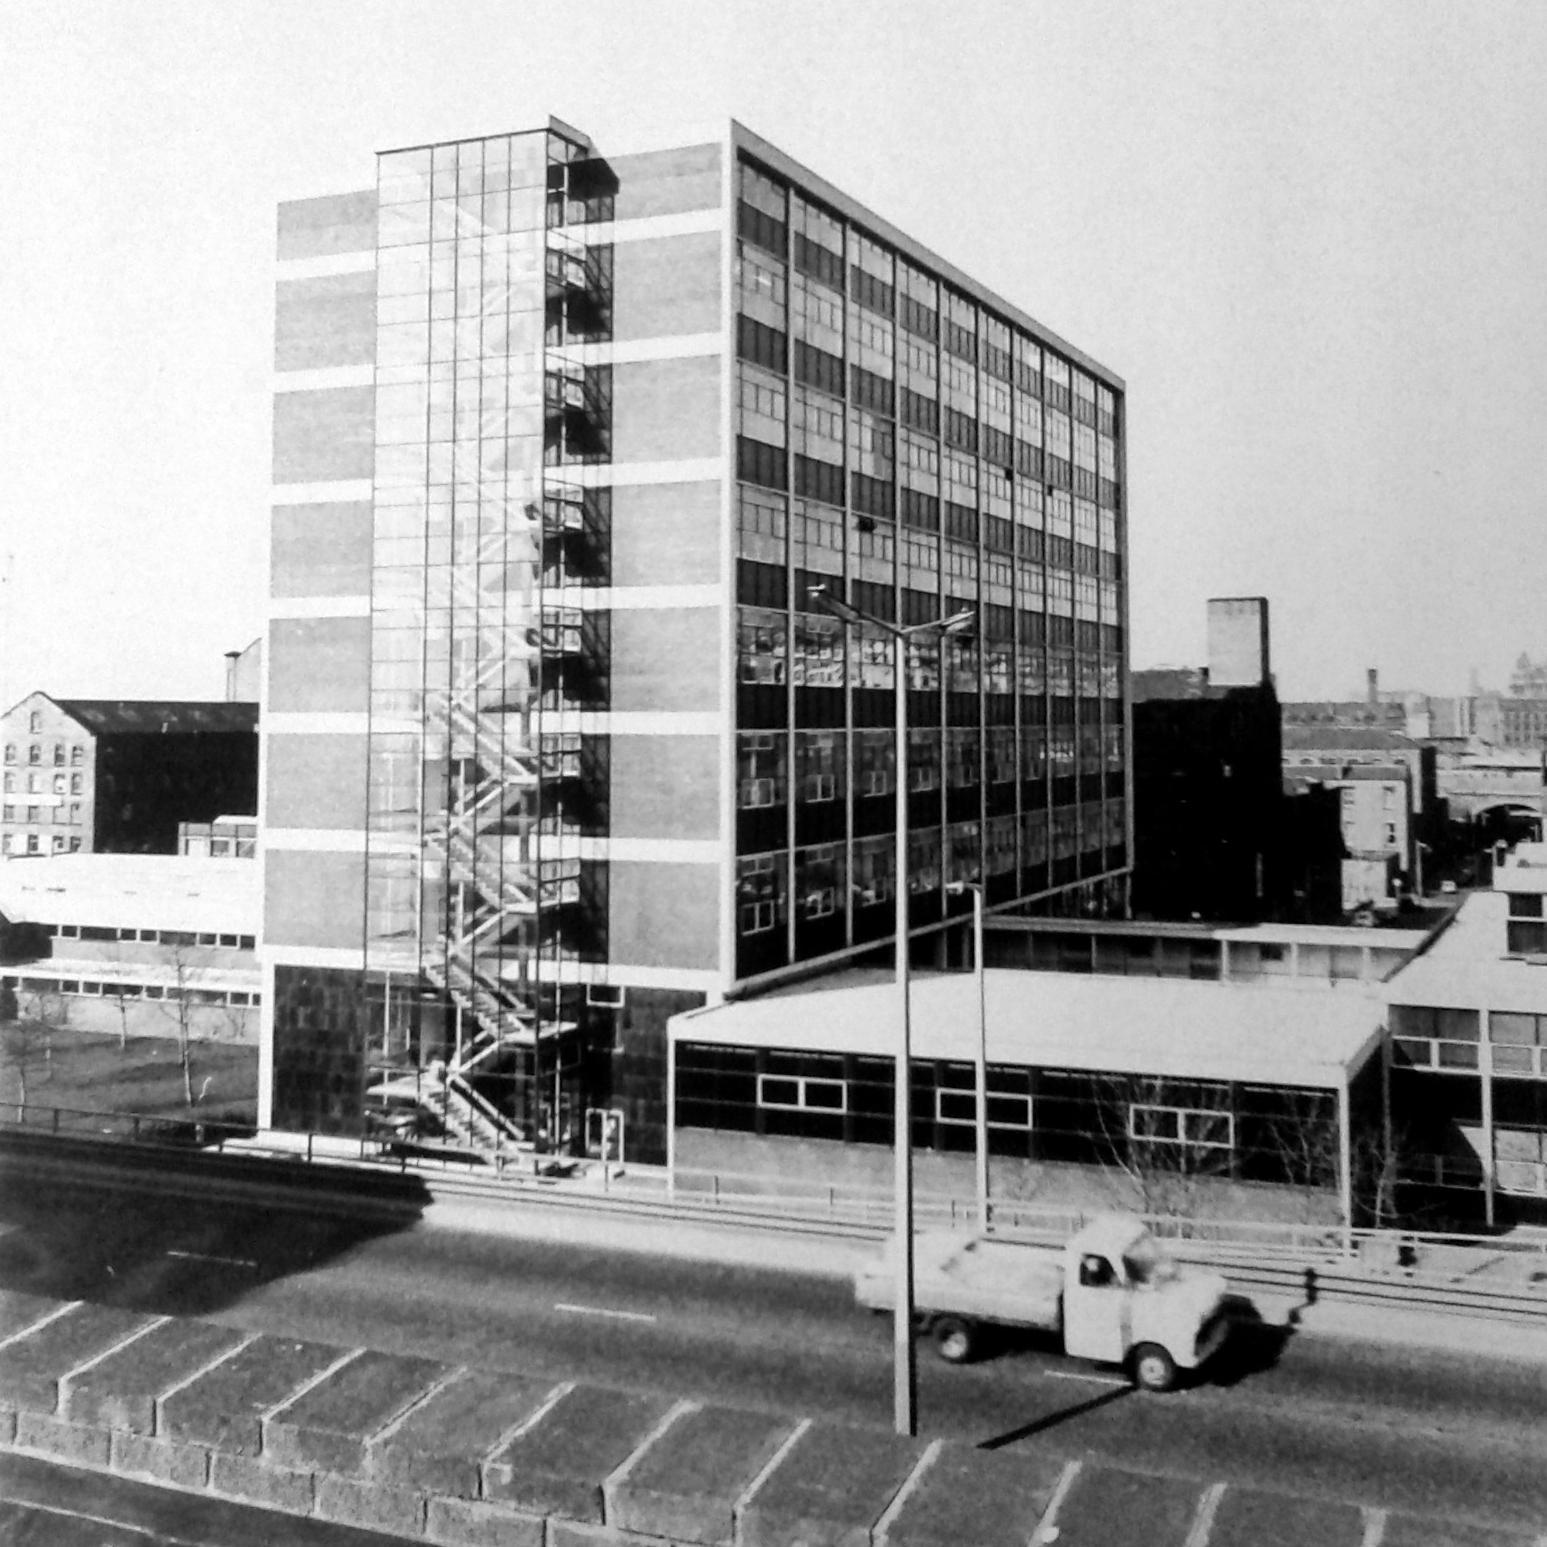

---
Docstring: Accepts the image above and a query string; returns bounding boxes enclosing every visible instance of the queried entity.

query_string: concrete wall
[612,230,721,341]
[271,387,375,485]
[612,356,721,464]
[609,142,722,221]
[274,273,376,371]
[673,1129,1345,1226]
[610,481,722,587]
[609,862,719,972]
[263,734,368,831]
[270,503,374,598]
[264,853,365,953]
[276,190,376,261]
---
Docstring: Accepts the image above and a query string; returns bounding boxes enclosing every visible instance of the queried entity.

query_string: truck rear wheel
[1131,1343,1177,1392]
[932,1316,976,1364]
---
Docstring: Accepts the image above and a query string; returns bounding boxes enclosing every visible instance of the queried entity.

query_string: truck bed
[855,1233,1064,1331]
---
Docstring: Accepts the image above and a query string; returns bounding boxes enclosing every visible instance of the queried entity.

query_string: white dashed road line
[553,1301,658,1323]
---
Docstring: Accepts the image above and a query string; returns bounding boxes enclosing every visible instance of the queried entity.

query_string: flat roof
[0,855,258,935]
[675,969,1383,1090]
[989,914,1433,952]
[1387,891,1547,1014]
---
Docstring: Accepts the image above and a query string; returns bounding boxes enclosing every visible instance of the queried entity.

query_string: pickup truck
[854,1214,1231,1391]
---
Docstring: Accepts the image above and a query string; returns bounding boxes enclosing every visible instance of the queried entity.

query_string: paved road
[1,1156,1546,1535]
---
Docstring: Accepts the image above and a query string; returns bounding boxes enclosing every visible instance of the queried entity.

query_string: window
[1129,1104,1234,1152]
[2,745,13,764]
[738,607,786,686]
[52,775,65,796]
[736,245,787,311]
[1392,1005,1481,1069]
[52,744,64,766]
[28,712,41,734]
[737,733,787,808]
[796,730,843,802]
[936,1086,1032,1131]
[1490,1012,1547,1078]
[28,744,40,764]
[851,835,894,908]
[70,746,83,766]
[795,843,842,919]
[758,1071,846,1113]
[70,774,83,796]
[737,852,785,936]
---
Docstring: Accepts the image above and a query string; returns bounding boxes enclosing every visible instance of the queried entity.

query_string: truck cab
[1058,1216,1230,1390]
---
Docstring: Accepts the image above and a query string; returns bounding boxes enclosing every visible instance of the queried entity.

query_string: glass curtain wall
[732,154,1128,980]
[362,129,595,1152]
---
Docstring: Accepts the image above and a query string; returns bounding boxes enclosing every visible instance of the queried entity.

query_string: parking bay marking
[1042,1369,1131,1387]
[165,1250,258,1269]
[554,1301,658,1324]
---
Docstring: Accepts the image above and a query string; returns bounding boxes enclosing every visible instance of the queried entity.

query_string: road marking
[553,1301,657,1324]
[1041,1368,1130,1387]
[1183,1482,1226,1547]
[165,1250,257,1269]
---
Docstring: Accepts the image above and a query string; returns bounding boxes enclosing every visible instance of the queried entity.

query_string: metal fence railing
[5,1099,1547,1314]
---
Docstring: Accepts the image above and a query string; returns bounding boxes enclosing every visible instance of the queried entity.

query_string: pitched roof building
[1,692,258,859]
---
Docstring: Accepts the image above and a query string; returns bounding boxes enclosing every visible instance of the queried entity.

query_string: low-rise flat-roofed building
[0,854,260,1041]
[668,965,1384,1223]
[1383,842,1547,1223]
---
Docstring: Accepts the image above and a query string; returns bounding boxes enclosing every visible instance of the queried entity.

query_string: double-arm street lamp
[808,584,976,1437]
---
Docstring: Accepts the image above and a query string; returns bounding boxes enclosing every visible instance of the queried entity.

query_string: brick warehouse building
[2,694,258,858]
[262,119,1129,1164]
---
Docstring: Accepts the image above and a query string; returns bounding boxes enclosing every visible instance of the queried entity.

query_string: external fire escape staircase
[384,188,609,1156]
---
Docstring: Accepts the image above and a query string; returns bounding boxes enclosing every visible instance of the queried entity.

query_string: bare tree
[1352,1120,1416,1231]
[32,990,68,1086]
[0,987,68,1112]
[0,982,38,1113]
[1256,1089,1343,1226]
[1090,1074,1232,1221]
[157,939,219,1108]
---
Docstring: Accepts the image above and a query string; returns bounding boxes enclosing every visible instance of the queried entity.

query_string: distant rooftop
[1284,762,1410,783]
[56,700,257,735]
[1282,725,1419,753]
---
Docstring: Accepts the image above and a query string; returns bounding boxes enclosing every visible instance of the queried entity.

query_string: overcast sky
[2,0,1544,707]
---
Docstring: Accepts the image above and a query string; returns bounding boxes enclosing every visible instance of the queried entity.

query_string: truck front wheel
[1131,1343,1177,1392]
[932,1316,976,1364]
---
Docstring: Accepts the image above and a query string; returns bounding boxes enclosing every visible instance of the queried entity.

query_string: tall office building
[263,119,1129,1163]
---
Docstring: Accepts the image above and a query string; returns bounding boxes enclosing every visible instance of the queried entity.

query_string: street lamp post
[808,585,975,1438]
[948,880,989,1232]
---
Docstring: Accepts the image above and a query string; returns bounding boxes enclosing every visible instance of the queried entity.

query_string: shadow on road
[978,1382,1132,1449]
[0,1136,431,1319]
[1205,1294,1299,1388]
